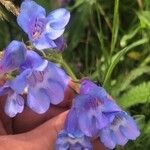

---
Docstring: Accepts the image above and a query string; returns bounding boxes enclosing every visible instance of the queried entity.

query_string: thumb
[0,111,68,150]
[27,111,68,150]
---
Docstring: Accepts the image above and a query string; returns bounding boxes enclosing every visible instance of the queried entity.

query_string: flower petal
[45,24,65,40]
[0,41,26,73]
[17,0,46,34]
[46,62,69,89]
[27,87,50,114]
[10,69,31,93]
[80,80,108,99]
[120,113,140,140]
[56,130,92,150]
[4,93,24,118]
[114,128,128,146]
[78,110,98,137]
[99,128,116,149]
[32,33,57,50]
[65,108,83,137]
[47,8,70,30]
[46,79,64,105]
[102,100,121,113]
[53,36,67,52]
[20,51,44,71]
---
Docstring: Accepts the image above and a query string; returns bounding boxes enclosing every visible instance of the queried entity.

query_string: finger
[0,120,7,135]
[26,111,68,150]
[13,80,77,133]
[92,139,108,150]
[0,96,13,134]
[13,106,67,134]
[57,79,78,108]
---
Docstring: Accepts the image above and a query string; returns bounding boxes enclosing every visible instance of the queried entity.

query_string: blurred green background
[0,0,150,149]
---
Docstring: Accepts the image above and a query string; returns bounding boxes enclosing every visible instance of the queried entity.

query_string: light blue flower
[17,0,70,50]
[99,111,140,149]
[17,51,69,114]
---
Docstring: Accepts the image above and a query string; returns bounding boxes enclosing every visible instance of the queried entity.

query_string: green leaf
[120,26,140,47]
[103,38,148,87]
[119,66,150,92]
[117,82,150,108]
[137,11,150,29]
[110,0,119,54]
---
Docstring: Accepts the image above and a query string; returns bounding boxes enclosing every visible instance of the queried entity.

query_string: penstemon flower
[99,111,140,149]
[20,51,69,114]
[17,0,70,50]
[56,79,140,149]
[74,79,121,137]
[0,42,70,116]
[0,40,26,74]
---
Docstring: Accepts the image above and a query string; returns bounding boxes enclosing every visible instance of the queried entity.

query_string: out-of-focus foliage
[0,0,150,149]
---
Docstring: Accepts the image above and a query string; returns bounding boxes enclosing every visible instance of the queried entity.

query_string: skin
[0,81,107,150]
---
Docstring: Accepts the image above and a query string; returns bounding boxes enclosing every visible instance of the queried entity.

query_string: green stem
[61,59,78,81]
[45,53,78,81]
[110,0,119,54]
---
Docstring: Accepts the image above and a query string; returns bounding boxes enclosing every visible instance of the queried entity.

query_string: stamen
[32,18,45,40]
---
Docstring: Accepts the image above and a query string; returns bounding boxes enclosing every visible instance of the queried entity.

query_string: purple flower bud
[53,36,67,52]
[0,40,26,74]
[17,0,70,50]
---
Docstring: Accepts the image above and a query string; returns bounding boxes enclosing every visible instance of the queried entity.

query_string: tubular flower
[57,79,140,149]
[70,79,121,137]
[0,82,25,117]
[17,0,70,50]
[99,111,140,149]
[20,51,69,114]
[0,49,69,116]
[56,100,93,149]
[0,40,26,74]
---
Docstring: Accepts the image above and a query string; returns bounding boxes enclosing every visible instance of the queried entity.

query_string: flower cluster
[56,80,140,149]
[0,0,140,149]
[0,41,69,117]
[0,0,70,117]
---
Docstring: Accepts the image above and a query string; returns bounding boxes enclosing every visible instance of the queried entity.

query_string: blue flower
[99,111,140,149]
[17,0,70,50]
[0,82,25,117]
[16,51,69,114]
[64,107,84,137]
[68,79,121,137]
[0,40,26,74]
[0,48,69,116]
[56,80,140,149]
[56,130,93,150]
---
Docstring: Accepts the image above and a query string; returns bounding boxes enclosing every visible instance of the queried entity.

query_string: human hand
[0,84,107,150]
